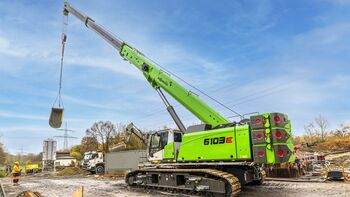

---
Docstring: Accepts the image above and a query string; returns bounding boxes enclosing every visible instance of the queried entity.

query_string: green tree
[70,145,83,161]
[71,145,81,153]
[70,151,83,161]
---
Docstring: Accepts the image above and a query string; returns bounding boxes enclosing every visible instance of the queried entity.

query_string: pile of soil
[56,167,84,176]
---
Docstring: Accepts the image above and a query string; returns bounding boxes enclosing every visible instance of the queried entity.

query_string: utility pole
[20,145,24,155]
[16,145,26,164]
[54,122,77,150]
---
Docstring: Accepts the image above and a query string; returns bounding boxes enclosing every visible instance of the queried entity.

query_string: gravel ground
[1,174,349,197]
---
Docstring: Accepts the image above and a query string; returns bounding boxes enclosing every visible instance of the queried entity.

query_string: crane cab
[147,129,182,162]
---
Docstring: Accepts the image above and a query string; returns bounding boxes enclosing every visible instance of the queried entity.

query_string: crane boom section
[120,44,229,127]
[64,3,230,127]
[63,3,123,50]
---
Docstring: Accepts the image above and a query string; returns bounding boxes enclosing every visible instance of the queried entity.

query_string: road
[0,174,349,197]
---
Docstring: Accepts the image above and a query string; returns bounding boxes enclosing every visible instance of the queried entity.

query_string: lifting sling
[49,14,68,128]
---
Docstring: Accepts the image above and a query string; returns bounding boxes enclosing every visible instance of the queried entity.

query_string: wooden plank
[71,186,84,197]
[0,184,5,197]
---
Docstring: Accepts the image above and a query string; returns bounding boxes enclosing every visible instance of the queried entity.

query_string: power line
[133,82,291,124]
[133,77,246,120]
[136,51,243,118]
[54,122,77,150]
[155,63,243,118]
[132,84,242,123]
[132,82,238,122]
[135,71,293,123]
[139,83,291,128]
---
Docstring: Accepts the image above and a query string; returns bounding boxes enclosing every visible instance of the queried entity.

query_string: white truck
[82,151,105,174]
[82,123,147,175]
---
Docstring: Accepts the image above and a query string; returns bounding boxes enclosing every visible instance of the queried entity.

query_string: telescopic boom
[64,3,230,130]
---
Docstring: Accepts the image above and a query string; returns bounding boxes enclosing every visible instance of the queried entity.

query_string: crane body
[63,3,295,196]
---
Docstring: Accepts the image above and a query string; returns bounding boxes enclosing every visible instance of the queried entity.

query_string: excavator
[62,3,295,196]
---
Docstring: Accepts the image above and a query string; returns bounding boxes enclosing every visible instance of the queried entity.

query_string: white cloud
[223,0,277,35]
[0,98,15,105]
[327,0,350,6]
[0,36,30,57]
[1,126,52,133]
[0,111,88,123]
[0,111,47,120]
[62,94,125,111]
[64,55,144,79]
[294,22,350,47]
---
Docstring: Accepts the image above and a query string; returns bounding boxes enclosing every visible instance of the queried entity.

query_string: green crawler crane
[63,3,295,196]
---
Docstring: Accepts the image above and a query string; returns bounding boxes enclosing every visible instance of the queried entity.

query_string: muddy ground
[1,174,349,197]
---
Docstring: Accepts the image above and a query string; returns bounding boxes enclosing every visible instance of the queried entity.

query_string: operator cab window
[149,131,169,156]
[160,132,168,148]
[150,134,161,156]
[174,132,182,142]
[150,133,164,156]
[151,134,161,149]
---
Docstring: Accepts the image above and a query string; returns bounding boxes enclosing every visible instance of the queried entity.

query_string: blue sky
[0,0,349,154]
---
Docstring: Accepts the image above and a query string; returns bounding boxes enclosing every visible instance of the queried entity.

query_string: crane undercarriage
[126,163,266,197]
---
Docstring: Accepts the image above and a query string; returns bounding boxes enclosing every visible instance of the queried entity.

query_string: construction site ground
[1,173,349,197]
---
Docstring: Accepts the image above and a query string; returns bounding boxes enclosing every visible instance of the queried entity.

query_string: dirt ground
[1,174,349,197]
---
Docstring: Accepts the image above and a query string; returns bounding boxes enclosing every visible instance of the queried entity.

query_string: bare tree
[314,115,329,141]
[109,123,126,149]
[115,123,127,134]
[86,121,117,154]
[304,122,315,136]
[333,124,350,138]
[304,122,319,144]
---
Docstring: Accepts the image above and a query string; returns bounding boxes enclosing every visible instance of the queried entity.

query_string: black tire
[96,165,104,175]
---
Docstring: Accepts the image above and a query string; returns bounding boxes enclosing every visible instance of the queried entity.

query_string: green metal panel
[163,142,175,159]
[119,44,229,128]
[176,112,295,164]
[286,143,296,162]
[235,124,251,159]
[263,113,275,164]
[177,126,252,161]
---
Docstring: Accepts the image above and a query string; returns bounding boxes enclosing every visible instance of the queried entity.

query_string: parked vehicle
[82,151,105,175]
[25,164,40,174]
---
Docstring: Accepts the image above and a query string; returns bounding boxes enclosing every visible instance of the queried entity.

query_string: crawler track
[126,168,241,197]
